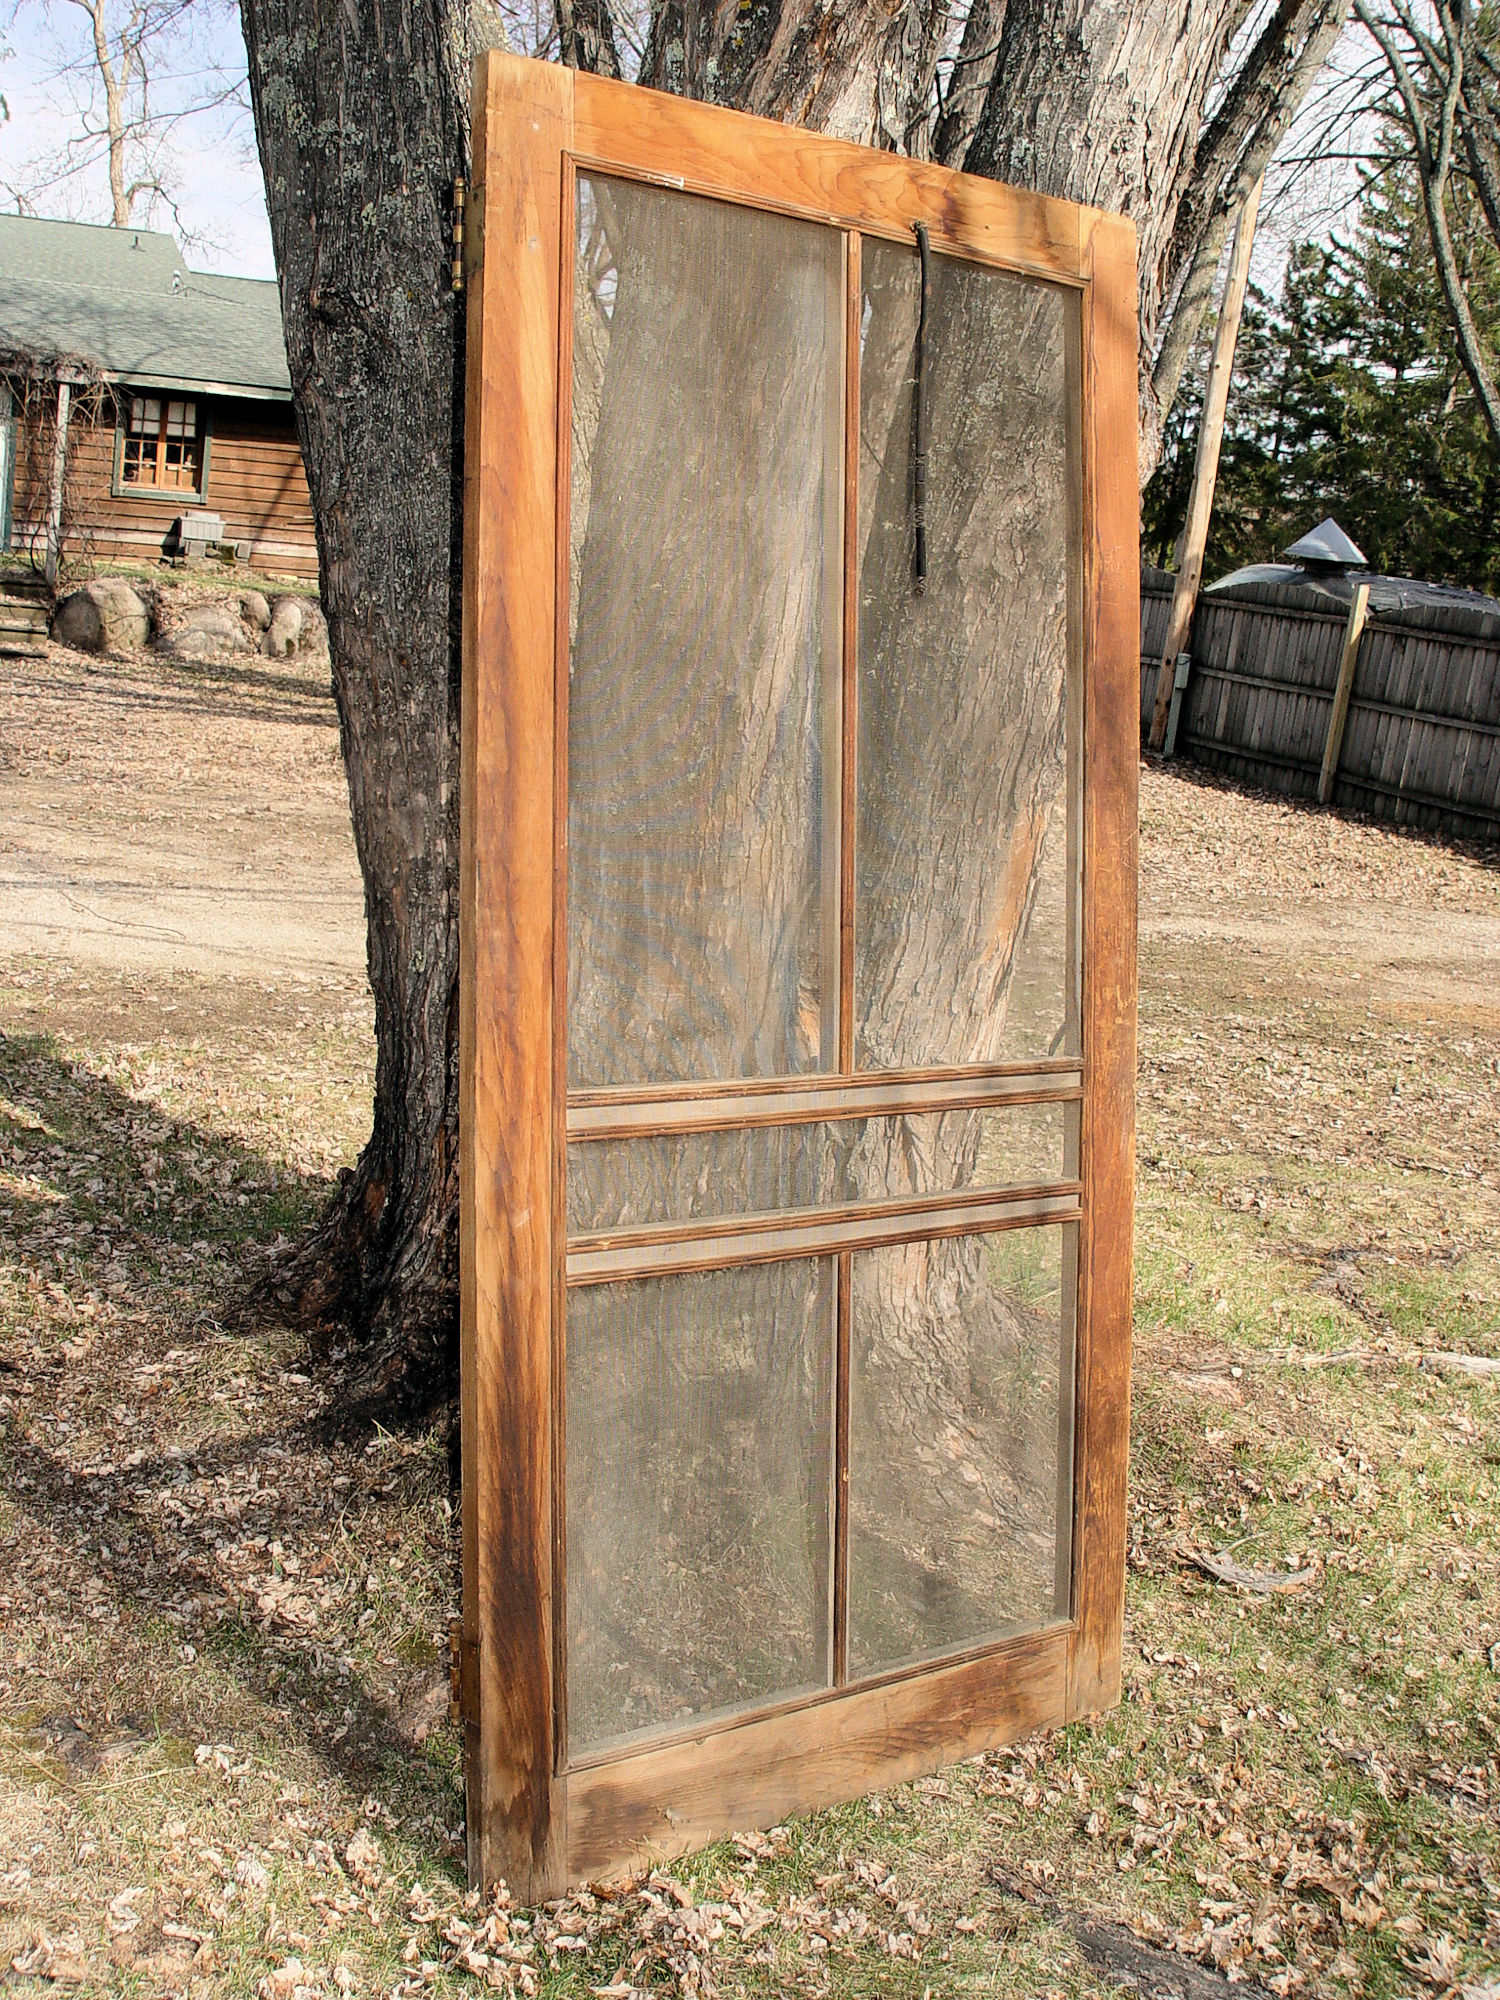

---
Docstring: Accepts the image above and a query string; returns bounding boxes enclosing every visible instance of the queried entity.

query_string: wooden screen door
[460,49,1138,1900]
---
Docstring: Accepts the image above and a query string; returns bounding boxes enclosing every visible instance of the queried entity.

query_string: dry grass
[0,638,1497,1997]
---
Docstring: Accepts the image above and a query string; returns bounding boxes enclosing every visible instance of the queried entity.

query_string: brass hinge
[448,1616,478,1724]
[451,176,467,293]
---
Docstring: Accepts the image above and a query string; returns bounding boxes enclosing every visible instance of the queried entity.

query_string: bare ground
[0,634,1497,1997]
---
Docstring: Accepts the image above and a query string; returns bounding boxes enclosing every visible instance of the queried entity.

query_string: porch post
[43,377,72,587]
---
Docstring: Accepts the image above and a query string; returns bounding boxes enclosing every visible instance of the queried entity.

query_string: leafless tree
[231,0,1369,1410]
[1150,0,1356,430]
[1351,0,1500,444]
[1221,0,1500,447]
[1,0,243,231]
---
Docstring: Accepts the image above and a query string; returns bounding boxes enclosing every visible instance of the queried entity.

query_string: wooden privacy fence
[1140,565,1500,839]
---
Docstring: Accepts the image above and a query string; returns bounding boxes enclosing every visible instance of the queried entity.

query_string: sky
[0,0,275,276]
[0,0,1377,294]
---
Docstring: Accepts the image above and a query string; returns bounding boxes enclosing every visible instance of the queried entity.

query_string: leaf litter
[0,650,1497,1990]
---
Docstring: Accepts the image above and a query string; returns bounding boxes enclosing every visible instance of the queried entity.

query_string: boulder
[263,595,328,661]
[157,604,252,659]
[300,601,330,661]
[237,589,272,631]
[53,580,151,653]
[262,596,304,658]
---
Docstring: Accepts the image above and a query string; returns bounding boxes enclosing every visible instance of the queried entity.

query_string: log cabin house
[0,215,316,579]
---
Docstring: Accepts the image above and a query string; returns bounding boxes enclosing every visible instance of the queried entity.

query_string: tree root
[240,1136,458,1427]
[990,1864,1277,1997]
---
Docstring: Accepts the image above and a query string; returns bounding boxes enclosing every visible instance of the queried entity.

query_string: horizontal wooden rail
[566,1622,1072,1877]
[1177,730,1500,829]
[1186,661,1500,741]
[567,1064,1083,1137]
[566,1184,1081,1282]
[568,1615,1073,1771]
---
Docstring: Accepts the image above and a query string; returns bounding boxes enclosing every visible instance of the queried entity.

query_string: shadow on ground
[0,1029,462,1844]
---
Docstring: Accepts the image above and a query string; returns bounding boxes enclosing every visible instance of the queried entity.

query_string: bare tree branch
[1354,0,1500,445]
[1461,87,1500,241]
[1151,0,1352,420]
[2,0,244,230]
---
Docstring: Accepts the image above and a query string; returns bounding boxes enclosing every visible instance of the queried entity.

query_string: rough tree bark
[240,0,1336,1411]
[1150,0,1352,424]
[239,0,470,1409]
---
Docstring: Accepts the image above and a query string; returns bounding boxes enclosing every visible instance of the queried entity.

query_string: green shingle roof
[0,214,291,401]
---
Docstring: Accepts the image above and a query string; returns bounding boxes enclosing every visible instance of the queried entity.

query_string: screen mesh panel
[566,1101,1074,1233]
[847,1225,1075,1677]
[566,1260,835,1756]
[568,175,844,1087]
[855,239,1078,1068]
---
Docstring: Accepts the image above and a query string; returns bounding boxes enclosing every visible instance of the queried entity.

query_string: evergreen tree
[1146,161,1500,594]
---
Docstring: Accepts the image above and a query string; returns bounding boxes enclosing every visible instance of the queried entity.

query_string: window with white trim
[120,395,203,492]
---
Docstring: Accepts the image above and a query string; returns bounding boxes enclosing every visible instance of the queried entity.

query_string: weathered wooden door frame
[460,48,1139,1900]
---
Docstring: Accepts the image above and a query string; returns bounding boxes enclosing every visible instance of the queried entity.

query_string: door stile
[1055,1217,1081,1618]
[1056,263,1087,1637]
[551,154,578,1781]
[1067,211,1138,1724]
[839,228,861,1080]
[832,227,862,1690]
[1063,288,1087,1061]
[833,1250,852,1684]
[461,51,574,1902]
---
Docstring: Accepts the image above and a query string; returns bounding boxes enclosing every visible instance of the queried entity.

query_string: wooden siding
[7,390,317,579]
[1140,566,1500,839]
[204,404,317,577]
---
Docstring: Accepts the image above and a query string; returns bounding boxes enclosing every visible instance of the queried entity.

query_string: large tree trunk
[239,0,471,1411]
[239,0,1315,1411]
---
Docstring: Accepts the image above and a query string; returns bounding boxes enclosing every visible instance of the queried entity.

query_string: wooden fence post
[1318,581,1370,805]
[1148,177,1264,752]
[1161,652,1192,757]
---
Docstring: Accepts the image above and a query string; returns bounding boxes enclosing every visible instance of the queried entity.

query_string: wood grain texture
[567,1626,1069,1881]
[567,1057,1083,1112]
[550,157,579,1800]
[838,229,861,1080]
[1069,208,1138,1722]
[1142,569,1500,837]
[461,50,573,1900]
[566,1070,1083,1137]
[833,1250,852,1686]
[1318,582,1370,805]
[464,50,1139,1894]
[566,1187,1084,1283]
[567,66,1088,286]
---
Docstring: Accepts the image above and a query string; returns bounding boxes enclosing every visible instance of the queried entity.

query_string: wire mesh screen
[855,238,1079,1068]
[562,201,1084,1756]
[566,1101,1074,1232]
[847,1225,1075,1676]
[567,175,845,1088]
[566,1260,835,1757]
